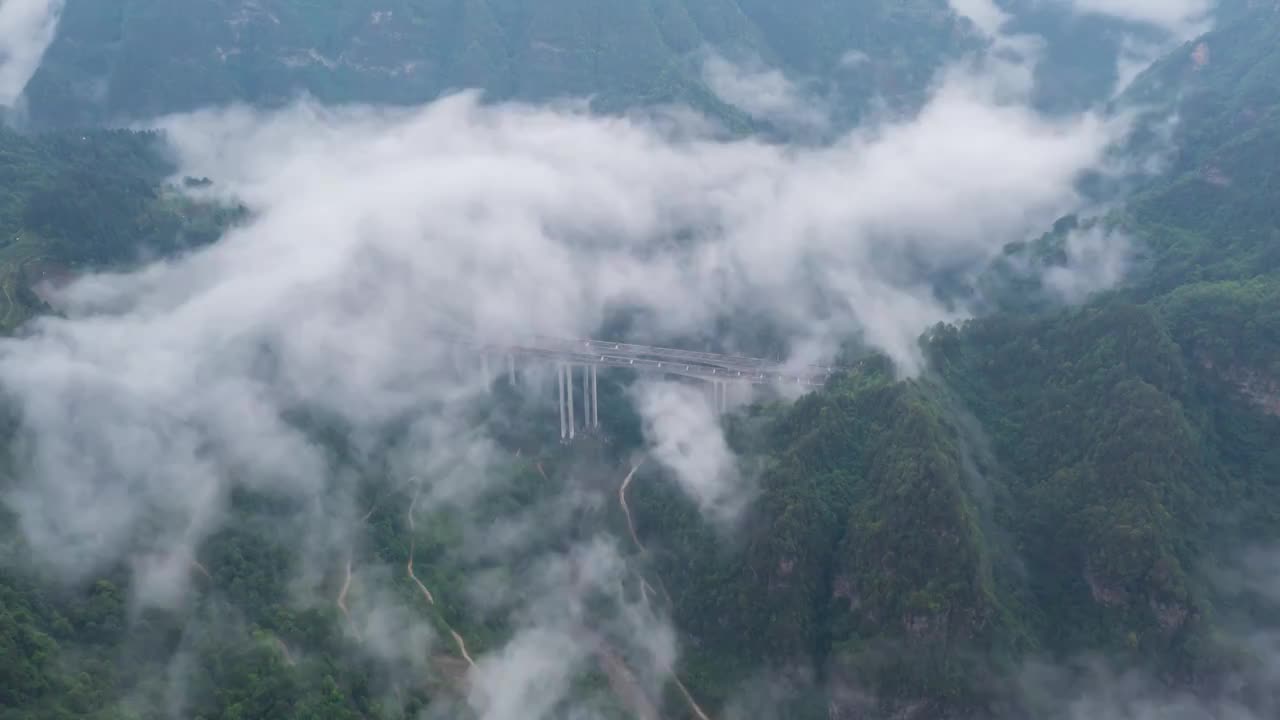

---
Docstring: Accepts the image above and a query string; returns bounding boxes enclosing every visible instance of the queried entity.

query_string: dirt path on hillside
[617,461,714,720]
[407,487,437,606]
[450,629,475,666]
[673,677,712,720]
[337,557,360,640]
[275,637,296,667]
[590,632,662,720]
[184,556,296,666]
[407,481,476,668]
[619,461,646,552]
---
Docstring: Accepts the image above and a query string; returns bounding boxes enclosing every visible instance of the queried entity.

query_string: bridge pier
[591,365,599,429]
[707,380,730,415]
[567,364,576,440]
[554,363,602,440]
[582,364,590,431]
[507,353,516,385]
[558,362,567,440]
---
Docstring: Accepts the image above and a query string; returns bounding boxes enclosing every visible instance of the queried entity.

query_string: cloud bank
[1044,226,1132,303]
[634,380,749,525]
[2,54,1123,588]
[702,52,832,135]
[0,48,1141,718]
[950,0,1013,37]
[1068,0,1214,38]
[0,0,62,107]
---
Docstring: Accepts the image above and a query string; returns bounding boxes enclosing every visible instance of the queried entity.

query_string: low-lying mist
[0,23,1198,719]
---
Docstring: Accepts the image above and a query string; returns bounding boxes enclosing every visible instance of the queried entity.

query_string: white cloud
[463,538,674,719]
[949,0,1049,101]
[0,0,62,107]
[468,627,587,720]
[702,53,831,134]
[1044,226,1132,303]
[0,64,1122,587]
[839,50,870,69]
[1060,0,1216,94]
[950,0,1012,37]
[633,380,749,524]
[1068,0,1214,38]
[0,51,1143,716]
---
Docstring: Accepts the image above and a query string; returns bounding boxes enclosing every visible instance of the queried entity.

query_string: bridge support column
[480,353,490,390]
[708,380,728,415]
[582,364,590,432]
[558,362,567,440]
[567,364,576,440]
[507,354,516,385]
[590,365,599,429]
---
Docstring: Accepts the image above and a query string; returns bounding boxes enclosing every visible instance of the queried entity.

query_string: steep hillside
[0,3,1278,720]
[25,0,972,129]
[622,5,1280,716]
[0,128,239,330]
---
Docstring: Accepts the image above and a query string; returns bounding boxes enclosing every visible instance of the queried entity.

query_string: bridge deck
[454,334,838,387]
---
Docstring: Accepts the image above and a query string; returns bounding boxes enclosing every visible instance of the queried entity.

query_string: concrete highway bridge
[449,334,841,441]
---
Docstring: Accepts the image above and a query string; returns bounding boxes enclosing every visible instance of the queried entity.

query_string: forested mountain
[1,2,1279,720]
[0,127,239,331]
[24,0,974,130]
[22,0,1230,131]
[624,6,1280,716]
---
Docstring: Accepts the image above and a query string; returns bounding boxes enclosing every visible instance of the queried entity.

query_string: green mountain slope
[0,3,1278,720]
[25,0,972,129]
[0,128,239,331]
[625,5,1280,716]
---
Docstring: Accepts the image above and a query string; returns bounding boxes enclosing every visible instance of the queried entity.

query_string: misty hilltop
[24,0,975,129]
[20,0,1245,129]
[1,2,1279,720]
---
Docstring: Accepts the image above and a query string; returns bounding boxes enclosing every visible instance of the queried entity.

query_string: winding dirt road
[619,461,646,552]
[591,633,662,720]
[185,557,297,667]
[337,558,360,640]
[617,461,714,720]
[450,629,475,666]
[407,481,476,668]
[276,637,297,667]
[673,677,712,720]
[407,487,437,606]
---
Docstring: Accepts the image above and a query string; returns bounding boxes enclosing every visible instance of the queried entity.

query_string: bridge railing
[484,345,829,387]
[441,332,840,387]
[525,335,840,377]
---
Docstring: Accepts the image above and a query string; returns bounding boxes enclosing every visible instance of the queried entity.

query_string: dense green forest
[24,0,1227,131]
[0,127,241,331]
[628,5,1280,717]
[1,2,1279,720]
[24,0,975,131]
